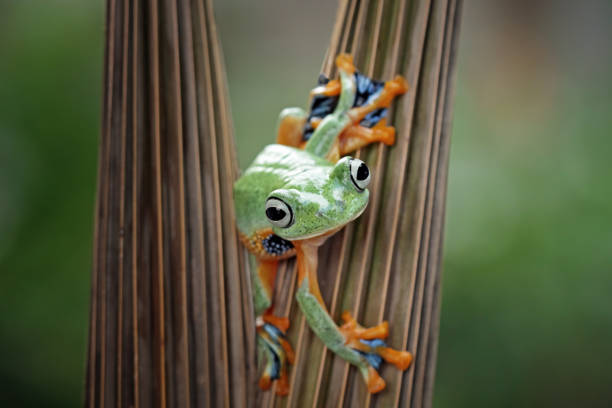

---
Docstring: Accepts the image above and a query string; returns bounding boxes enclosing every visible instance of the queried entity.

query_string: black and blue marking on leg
[356,338,387,370]
[261,338,282,381]
[258,322,294,395]
[261,324,285,379]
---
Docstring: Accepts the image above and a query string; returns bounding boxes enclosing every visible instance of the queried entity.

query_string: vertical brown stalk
[85,0,254,407]
[87,0,461,407]
[264,0,462,407]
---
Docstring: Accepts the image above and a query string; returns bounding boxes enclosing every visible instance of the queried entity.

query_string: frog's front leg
[294,241,413,394]
[252,259,296,395]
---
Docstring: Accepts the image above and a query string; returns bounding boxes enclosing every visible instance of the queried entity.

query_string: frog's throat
[288,203,367,242]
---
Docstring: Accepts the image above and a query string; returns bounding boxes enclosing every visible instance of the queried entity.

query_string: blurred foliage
[1,0,611,407]
[0,1,103,406]
[436,1,612,406]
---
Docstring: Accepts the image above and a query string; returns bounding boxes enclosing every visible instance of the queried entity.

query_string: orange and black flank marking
[239,229,296,261]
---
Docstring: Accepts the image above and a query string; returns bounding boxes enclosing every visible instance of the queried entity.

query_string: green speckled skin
[234,144,369,240]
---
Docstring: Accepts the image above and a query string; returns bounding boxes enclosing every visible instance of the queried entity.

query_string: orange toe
[275,372,290,396]
[259,374,272,391]
[378,347,413,370]
[374,127,396,146]
[358,321,389,340]
[341,310,356,325]
[390,75,409,94]
[366,367,386,394]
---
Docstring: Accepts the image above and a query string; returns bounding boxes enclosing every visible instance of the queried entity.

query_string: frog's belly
[239,228,297,261]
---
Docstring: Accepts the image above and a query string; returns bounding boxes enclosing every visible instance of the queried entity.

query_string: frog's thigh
[257,260,278,301]
[277,107,307,147]
[338,124,396,156]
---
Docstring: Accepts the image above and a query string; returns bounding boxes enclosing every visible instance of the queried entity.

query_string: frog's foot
[339,311,413,394]
[339,123,396,155]
[348,75,409,125]
[257,314,295,396]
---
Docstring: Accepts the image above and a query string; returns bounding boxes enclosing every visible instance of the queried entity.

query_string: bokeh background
[1,0,611,406]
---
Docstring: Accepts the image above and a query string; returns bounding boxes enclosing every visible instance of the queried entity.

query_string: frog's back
[233,144,328,260]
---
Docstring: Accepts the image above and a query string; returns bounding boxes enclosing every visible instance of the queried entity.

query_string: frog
[233,54,412,396]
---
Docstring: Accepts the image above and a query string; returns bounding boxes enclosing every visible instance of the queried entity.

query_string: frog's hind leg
[300,74,342,148]
[332,74,407,159]
[304,54,408,160]
[252,259,296,396]
[303,55,358,159]
[294,240,413,394]
[244,228,298,396]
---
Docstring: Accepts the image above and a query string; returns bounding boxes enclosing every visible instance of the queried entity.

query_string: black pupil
[356,163,369,181]
[266,206,286,221]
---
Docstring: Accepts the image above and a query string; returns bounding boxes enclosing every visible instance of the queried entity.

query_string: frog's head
[264,157,371,240]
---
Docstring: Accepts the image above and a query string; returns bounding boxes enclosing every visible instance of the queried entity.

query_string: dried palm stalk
[260,0,462,407]
[86,0,461,407]
[85,0,254,406]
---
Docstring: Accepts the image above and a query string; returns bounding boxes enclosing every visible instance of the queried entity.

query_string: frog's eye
[349,159,370,191]
[265,197,294,228]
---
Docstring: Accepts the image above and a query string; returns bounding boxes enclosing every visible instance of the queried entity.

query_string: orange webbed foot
[373,126,396,146]
[378,346,413,370]
[339,311,413,394]
[387,75,409,96]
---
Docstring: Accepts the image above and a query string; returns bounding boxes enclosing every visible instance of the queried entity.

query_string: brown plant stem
[86,0,461,407]
[85,0,254,407]
[262,0,462,407]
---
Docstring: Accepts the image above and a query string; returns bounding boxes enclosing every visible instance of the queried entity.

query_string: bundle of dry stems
[85,0,462,407]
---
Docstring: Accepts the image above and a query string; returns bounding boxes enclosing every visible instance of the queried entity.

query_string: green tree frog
[233,54,411,396]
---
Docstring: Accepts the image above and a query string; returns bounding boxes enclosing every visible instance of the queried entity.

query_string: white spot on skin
[332,187,344,202]
[299,191,330,211]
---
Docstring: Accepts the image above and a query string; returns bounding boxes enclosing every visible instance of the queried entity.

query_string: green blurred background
[1,0,611,406]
